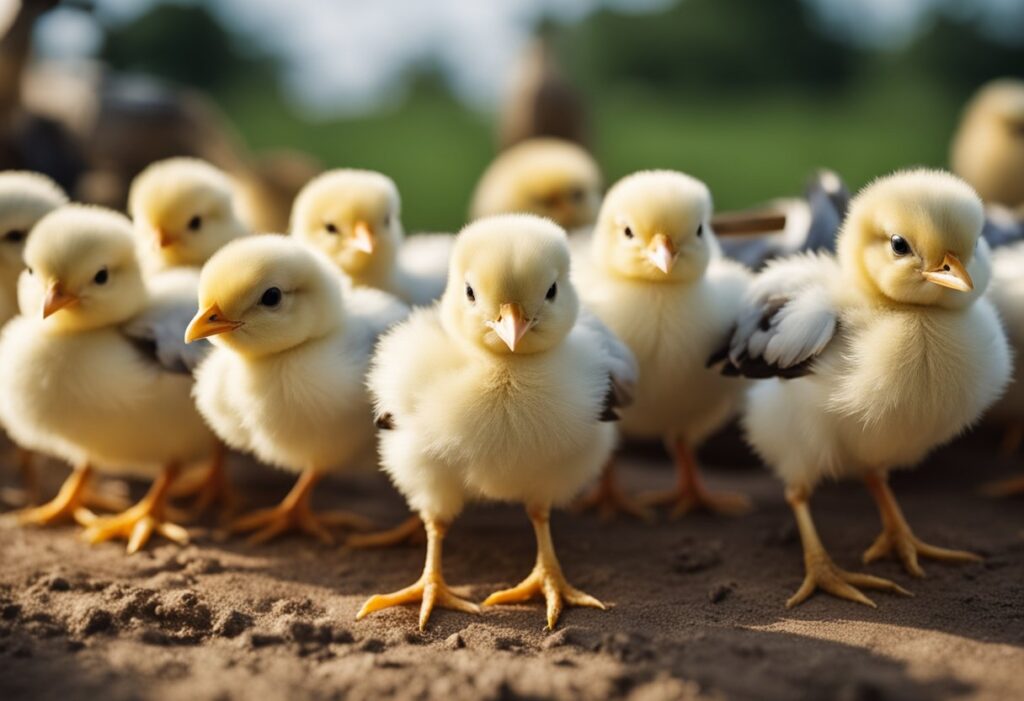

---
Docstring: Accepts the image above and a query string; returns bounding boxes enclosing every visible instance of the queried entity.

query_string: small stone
[708,582,734,604]
[444,633,465,650]
[46,576,71,592]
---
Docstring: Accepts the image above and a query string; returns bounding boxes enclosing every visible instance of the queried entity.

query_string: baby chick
[469,138,602,233]
[358,214,625,630]
[128,157,249,274]
[573,170,753,519]
[721,169,1010,607]
[186,235,408,544]
[0,205,218,551]
[291,169,450,306]
[951,79,1024,209]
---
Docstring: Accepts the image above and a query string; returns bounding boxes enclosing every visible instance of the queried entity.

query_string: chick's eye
[696,223,704,237]
[569,188,584,203]
[94,268,108,285]
[624,226,634,239]
[325,222,338,234]
[465,283,475,303]
[260,287,282,307]
[4,229,25,243]
[890,234,911,256]
[187,215,202,231]
[546,282,557,301]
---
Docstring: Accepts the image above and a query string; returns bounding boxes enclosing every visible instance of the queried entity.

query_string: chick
[573,170,752,519]
[357,214,625,630]
[720,170,1010,607]
[951,78,1024,209]
[186,235,408,544]
[469,138,602,233]
[291,169,450,306]
[128,157,249,274]
[0,205,218,551]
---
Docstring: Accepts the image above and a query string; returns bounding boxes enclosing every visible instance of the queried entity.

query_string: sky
[28,0,1024,116]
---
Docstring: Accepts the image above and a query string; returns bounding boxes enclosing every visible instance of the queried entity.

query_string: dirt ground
[0,426,1021,701]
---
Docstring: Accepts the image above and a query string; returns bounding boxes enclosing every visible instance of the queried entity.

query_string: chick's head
[23,205,146,331]
[442,214,577,356]
[963,79,1024,138]
[592,170,713,284]
[0,172,67,280]
[290,169,402,279]
[186,235,343,358]
[129,157,247,268]
[838,169,987,310]
[470,138,601,230]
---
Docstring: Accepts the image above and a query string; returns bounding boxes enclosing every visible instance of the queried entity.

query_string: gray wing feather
[122,269,210,375]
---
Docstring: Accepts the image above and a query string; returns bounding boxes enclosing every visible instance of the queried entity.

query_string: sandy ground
[0,426,1022,701]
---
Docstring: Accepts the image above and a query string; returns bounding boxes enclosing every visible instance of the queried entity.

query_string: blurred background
[3,0,1023,232]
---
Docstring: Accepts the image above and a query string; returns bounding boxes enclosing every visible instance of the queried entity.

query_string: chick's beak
[43,282,77,319]
[155,227,175,249]
[352,221,375,254]
[185,304,243,343]
[487,302,532,352]
[921,252,973,292]
[646,233,677,274]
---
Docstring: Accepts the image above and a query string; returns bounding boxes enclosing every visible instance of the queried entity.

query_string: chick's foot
[18,464,129,527]
[346,515,425,548]
[979,474,1024,498]
[574,462,652,522]
[642,439,750,518]
[170,444,236,516]
[81,464,188,554]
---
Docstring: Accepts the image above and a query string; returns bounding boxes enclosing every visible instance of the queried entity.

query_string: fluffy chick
[0,171,67,324]
[128,157,249,274]
[186,235,408,544]
[0,205,218,551]
[722,169,1010,607]
[358,215,623,630]
[291,169,450,306]
[469,138,602,232]
[951,78,1024,209]
[574,170,753,519]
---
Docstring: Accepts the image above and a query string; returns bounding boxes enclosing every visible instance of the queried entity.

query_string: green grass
[219,80,962,233]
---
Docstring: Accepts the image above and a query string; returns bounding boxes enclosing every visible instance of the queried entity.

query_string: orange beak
[646,233,677,274]
[43,282,77,319]
[185,304,243,343]
[921,252,973,292]
[352,221,375,254]
[155,227,176,249]
[486,302,532,352]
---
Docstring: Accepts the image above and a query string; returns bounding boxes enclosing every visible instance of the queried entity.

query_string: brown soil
[1,427,1022,701]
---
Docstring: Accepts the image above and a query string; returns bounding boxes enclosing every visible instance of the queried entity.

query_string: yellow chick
[573,170,753,519]
[186,235,408,544]
[0,205,218,552]
[469,138,602,233]
[358,214,625,630]
[291,169,451,306]
[721,169,1010,607]
[951,78,1024,209]
[128,157,249,274]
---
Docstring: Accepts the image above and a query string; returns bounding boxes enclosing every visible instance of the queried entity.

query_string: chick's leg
[346,514,425,548]
[863,471,981,577]
[169,443,236,515]
[979,474,1024,497]
[17,449,39,505]
[229,469,373,545]
[573,459,652,522]
[786,485,911,608]
[356,516,479,630]
[18,463,130,526]
[80,464,189,554]
[483,505,605,630]
[642,437,751,518]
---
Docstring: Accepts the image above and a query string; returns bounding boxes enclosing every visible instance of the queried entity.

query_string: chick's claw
[640,483,752,518]
[357,575,480,631]
[574,466,652,522]
[787,553,912,609]
[484,563,605,630]
[18,465,130,527]
[346,515,425,549]
[862,527,982,578]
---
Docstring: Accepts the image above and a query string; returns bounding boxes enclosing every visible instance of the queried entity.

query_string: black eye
[325,222,338,234]
[465,283,475,302]
[546,282,557,301]
[260,287,282,307]
[27,267,33,275]
[188,215,202,231]
[94,268,108,285]
[4,229,25,243]
[890,235,911,256]
[624,226,634,239]
[569,188,584,203]
[696,224,704,237]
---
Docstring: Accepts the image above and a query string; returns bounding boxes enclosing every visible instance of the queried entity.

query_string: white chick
[128,157,249,274]
[469,138,602,233]
[951,78,1024,209]
[573,170,753,519]
[721,169,1010,607]
[357,214,626,631]
[0,205,218,552]
[290,169,451,306]
[186,235,408,544]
